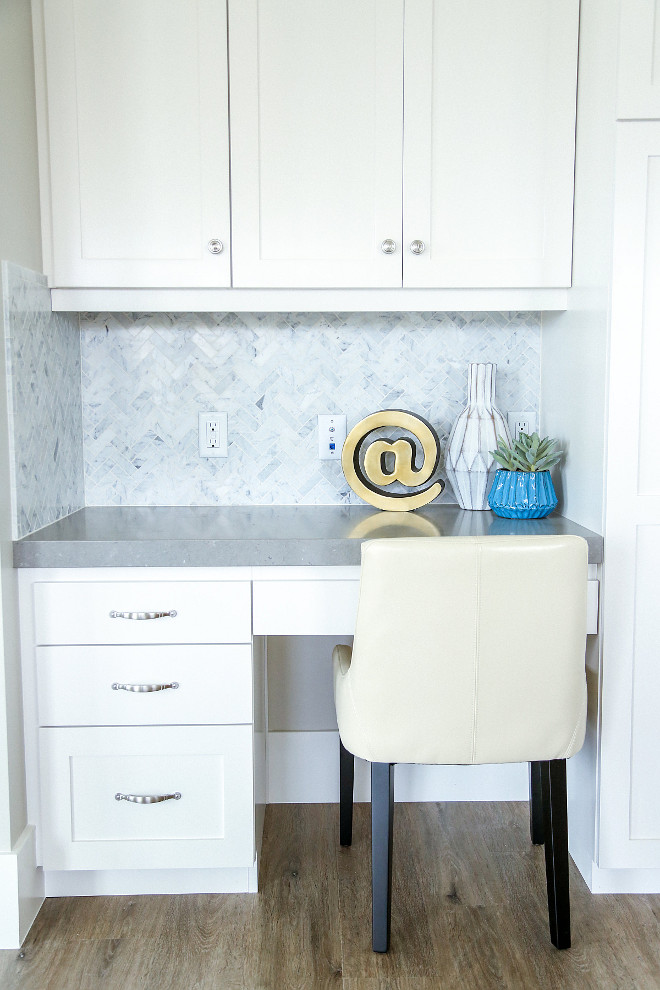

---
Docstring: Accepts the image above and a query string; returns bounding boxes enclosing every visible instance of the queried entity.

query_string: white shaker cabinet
[229,0,579,290]
[227,0,405,289]
[36,0,231,288]
[403,0,579,288]
[34,0,579,298]
[617,0,660,119]
[20,569,265,890]
[598,124,660,868]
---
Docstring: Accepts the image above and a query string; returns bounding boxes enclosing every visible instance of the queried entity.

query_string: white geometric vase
[445,362,511,511]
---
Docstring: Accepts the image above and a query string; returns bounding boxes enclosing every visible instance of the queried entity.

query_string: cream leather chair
[333,535,588,953]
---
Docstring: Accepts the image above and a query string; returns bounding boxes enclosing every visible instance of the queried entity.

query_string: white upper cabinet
[39,0,231,287]
[403,0,579,288]
[617,0,660,119]
[34,0,579,299]
[228,0,405,288]
[229,0,578,290]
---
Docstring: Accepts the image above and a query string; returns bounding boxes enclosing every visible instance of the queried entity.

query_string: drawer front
[37,644,252,726]
[39,725,255,870]
[253,578,600,635]
[252,579,359,635]
[33,580,251,645]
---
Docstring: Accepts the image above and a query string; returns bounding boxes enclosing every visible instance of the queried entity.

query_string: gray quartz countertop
[13,505,603,568]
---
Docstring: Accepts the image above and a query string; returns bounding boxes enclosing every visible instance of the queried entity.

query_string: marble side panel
[80,311,541,506]
[2,262,84,538]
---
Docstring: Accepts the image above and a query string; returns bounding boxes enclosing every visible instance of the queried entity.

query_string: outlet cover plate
[198,412,228,457]
[507,411,536,441]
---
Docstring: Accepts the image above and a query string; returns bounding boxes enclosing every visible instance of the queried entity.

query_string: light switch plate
[318,414,347,460]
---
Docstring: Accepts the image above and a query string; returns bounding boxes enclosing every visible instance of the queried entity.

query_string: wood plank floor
[3,802,660,989]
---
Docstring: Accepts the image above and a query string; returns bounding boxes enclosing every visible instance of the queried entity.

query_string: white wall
[540,0,617,536]
[540,0,619,881]
[0,0,45,949]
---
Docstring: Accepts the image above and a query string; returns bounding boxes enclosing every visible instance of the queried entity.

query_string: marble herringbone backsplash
[80,311,540,506]
[3,263,84,538]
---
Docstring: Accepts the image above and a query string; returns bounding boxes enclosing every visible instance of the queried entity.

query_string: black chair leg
[529,760,544,845]
[339,739,354,847]
[540,759,571,949]
[371,761,394,953]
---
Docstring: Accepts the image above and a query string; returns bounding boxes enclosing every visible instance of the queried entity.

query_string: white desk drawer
[253,580,359,635]
[36,644,253,726]
[33,580,251,645]
[253,578,600,635]
[39,725,255,870]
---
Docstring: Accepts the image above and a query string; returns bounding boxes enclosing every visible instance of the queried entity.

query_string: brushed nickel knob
[410,239,425,255]
[207,239,224,255]
[381,238,397,255]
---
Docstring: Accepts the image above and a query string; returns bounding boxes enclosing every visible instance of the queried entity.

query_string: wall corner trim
[0,825,44,949]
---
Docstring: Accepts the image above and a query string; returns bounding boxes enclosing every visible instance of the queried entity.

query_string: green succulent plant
[491,432,563,473]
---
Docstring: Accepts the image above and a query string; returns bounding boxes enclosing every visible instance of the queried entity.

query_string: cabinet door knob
[381,238,397,255]
[410,239,425,255]
[207,239,224,254]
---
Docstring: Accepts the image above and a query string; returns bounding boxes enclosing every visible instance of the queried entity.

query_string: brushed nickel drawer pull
[112,682,179,693]
[109,610,177,620]
[115,792,181,804]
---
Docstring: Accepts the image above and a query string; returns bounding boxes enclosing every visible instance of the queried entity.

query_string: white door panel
[600,125,660,867]
[228,0,404,287]
[403,0,578,288]
[43,0,231,287]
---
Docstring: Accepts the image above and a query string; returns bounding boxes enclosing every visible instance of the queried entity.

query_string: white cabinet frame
[617,0,660,119]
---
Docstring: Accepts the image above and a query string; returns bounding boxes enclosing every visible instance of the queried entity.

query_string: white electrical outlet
[198,412,228,457]
[507,411,536,441]
[318,414,347,460]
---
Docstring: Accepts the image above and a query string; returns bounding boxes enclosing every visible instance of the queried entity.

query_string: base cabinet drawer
[37,644,253,726]
[39,725,255,870]
[253,579,359,635]
[33,580,252,645]
[253,577,600,635]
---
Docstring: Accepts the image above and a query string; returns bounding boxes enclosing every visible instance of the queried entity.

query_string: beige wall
[0,0,42,272]
[0,0,42,851]
[0,278,27,851]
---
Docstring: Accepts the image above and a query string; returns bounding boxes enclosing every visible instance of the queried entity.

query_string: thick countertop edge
[13,530,603,569]
[13,538,363,569]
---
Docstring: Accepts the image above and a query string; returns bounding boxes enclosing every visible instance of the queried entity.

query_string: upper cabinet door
[617,0,660,119]
[402,0,579,289]
[42,0,231,288]
[228,0,405,288]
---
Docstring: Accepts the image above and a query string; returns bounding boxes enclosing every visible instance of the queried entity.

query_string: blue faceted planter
[487,470,558,519]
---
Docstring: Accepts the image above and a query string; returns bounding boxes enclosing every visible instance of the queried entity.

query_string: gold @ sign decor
[341,410,445,512]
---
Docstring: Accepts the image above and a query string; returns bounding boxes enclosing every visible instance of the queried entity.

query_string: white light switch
[198,412,228,457]
[318,414,347,460]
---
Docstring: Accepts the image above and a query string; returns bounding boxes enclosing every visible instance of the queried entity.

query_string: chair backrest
[343,535,588,765]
